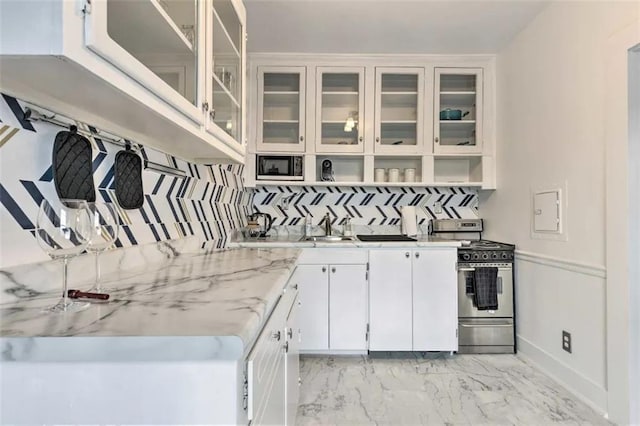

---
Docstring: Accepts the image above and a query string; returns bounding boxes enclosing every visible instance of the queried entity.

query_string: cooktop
[356,234,418,242]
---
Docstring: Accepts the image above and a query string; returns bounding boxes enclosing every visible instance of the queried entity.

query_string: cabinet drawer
[247,279,298,420]
[297,249,367,265]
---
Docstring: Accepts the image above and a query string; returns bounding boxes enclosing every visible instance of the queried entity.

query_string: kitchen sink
[299,235,357,242]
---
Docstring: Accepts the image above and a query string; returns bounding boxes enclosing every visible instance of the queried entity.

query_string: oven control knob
[509,252,514,260]
[472,253,480,260]
[491,252,499,259]
[481,253,489,260]
[461,253,471,261]
[501,252,509,259]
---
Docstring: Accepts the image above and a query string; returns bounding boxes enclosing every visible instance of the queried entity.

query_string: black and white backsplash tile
[251,185,479,233]
[0,94,250,269]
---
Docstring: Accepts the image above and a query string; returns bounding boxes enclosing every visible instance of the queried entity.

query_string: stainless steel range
[432,219,516,354]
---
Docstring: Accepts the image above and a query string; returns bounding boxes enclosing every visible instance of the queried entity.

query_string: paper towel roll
[401,206,418,237]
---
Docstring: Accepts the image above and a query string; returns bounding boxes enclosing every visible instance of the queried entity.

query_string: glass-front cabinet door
[315,67,365,153]
[374,67,424,154]
[434,68,483,154]
[205,0,245,146]
[256,67,306,153]
[85,0,203,124]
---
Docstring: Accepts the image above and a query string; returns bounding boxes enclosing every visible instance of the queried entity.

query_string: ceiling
[245,0,548,54]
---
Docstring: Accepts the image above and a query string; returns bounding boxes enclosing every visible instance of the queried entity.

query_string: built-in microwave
[256,155,304,181]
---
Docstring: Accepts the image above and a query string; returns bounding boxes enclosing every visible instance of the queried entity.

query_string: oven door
[457,265,513,318]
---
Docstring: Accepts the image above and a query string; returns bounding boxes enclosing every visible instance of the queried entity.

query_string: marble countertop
[229,234,464,249]
[1,248,301,360]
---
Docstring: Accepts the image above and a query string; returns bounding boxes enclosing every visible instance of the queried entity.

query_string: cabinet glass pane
[380,74,418,146]
[211,0,242,143]
[212,78,240,140]
[320,73,360,146]
[107,0,198,106]
[438,74,477,147]
[262,73,300,145]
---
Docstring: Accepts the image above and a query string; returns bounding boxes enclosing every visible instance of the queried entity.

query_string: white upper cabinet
[205,0,246,146]
[0,0,246,163]
[256,67,306,153]
[374,67,425,154]
[315,67,365,153]
[434,68,483,154]
[85,0,204,124]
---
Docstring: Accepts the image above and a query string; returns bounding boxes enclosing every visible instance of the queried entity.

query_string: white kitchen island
[0,247,301,425]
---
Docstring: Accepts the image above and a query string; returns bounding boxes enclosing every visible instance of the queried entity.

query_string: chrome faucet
[319,213,332,236]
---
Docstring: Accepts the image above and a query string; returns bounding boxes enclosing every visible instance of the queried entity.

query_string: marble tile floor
[296,353,610,426]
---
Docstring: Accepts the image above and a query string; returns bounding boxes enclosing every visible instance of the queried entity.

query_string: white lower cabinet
[369,250,413,350]
[247,279,299,426]
[285,296,300,426]
[329,265,368,350]
[369,248,458,352]
[412,249,458,351]
[296,262,368,352]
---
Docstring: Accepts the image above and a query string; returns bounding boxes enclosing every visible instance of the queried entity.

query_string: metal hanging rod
[144,160,187,178]
[23,107,141,151]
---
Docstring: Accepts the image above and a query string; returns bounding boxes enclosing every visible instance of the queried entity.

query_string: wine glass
[35,198,92,313]
[86,202,119,294]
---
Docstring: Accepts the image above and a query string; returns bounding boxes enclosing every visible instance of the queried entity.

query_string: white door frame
[604,19,640,425]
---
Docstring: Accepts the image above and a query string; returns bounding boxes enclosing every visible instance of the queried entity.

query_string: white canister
[388,168,400,182]
[404,168,416,182]
[374,168,386,182]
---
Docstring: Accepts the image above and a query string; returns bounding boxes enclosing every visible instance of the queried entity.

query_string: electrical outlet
[435,201,442,214]
[562,330,572,353]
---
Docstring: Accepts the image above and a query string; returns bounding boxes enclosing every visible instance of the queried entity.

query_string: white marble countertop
[0,248,301,360]
[229,234,464,249]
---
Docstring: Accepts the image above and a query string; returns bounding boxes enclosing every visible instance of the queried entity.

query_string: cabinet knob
[287,328,293,339]
[283,342,289,352]
[322,266,327,273]
[375,137,380,143]
[202,102,209,112]
[211,109,216,120]
[415,252,420,258]
[331,267,336,273]
[405,252,410,258]
[300,136,304,142]
[359,136,363,142]
[293,283,298,290]
[271,331,281,341]
[435,136,439,143]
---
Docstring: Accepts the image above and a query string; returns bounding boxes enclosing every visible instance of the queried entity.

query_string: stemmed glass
[86,202,119,294]
[36,198,92,313]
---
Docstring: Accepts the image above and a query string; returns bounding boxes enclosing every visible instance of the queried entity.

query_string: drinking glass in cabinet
[106,0,199,106]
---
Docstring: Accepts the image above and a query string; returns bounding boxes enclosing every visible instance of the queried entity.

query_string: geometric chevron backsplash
[0,93,250,269]
[252,185,478,227]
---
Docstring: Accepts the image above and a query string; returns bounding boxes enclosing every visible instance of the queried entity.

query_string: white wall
[481,1,640,422]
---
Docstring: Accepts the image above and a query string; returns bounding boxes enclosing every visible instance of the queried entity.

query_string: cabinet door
[329,264,368,351]
[205,0,246,145]
[434,68,483,154]
[285,297,300,426]
[368,250,413,350]
[295,265,329,351]
[315,67,365,153]
[257,67,306,153]
[374,67,425,154]
[253,353,286,426]
[412,249,458,351]
[84,0,204,124]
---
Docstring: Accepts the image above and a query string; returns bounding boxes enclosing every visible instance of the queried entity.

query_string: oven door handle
[459,322,513,328]
[458,268,475,272]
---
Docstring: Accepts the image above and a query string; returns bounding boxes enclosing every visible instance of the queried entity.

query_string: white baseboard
[517,336,608,417]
